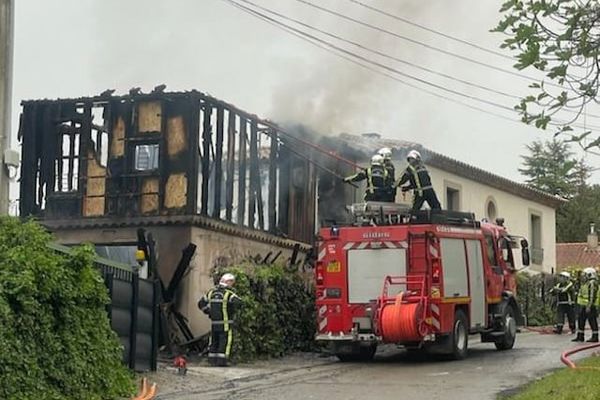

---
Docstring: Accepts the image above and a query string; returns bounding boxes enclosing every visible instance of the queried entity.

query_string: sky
[9,0,600,206]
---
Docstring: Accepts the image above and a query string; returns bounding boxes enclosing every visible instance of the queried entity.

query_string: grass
[503,356,600,400]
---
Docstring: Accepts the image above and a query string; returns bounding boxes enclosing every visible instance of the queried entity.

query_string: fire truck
[314,203,530,361]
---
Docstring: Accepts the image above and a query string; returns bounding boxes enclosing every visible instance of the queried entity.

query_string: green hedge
[0,218,134,400]
[517,272,556,326]
[213,263,316,362]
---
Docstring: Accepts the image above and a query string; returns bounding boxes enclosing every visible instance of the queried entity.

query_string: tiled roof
[334,133,566,209]
[556,242,600,269]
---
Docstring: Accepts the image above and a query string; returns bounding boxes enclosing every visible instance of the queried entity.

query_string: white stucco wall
[392,166,556,274]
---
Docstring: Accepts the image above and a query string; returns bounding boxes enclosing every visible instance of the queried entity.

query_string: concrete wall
[420,166,557,273]
[182,226,301,334]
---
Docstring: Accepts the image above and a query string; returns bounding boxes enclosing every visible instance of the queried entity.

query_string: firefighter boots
[572,333,585,342]
[586,334,599,343]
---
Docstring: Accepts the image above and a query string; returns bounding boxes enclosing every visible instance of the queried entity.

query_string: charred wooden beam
[212,106,224,219]
[268,130,277,232]
[200,104,212,215]
[277,144,290,234]
[225,111,236,221]
[187,100,201,215]
[237,118,247,226]
[248,120,258,229]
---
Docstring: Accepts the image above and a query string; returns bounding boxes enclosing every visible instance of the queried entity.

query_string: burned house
[18,90,320,334]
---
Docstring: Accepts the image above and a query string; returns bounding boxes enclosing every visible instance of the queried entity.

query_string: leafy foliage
[213,263,316,362]
[556,184,600,242]
[0,217,134,400]
[517,272,555,326]
[493,1,600,150]
[519,139,589,198]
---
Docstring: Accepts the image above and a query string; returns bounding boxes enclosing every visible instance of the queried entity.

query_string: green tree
[519,139,589,198]
[556,184,600,242]
[493,1,600,150]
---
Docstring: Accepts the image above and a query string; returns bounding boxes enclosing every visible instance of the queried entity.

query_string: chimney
[588,223,598,250]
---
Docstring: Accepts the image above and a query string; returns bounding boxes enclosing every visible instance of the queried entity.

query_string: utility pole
[0,0,13,215]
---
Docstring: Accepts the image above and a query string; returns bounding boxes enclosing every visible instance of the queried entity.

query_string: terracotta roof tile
[556,243,600,269]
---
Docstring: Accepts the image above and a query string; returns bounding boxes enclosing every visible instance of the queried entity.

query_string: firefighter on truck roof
[377,147,396,202]
[198,273,243,366]
[550,271,576,334]
[572,267,599,343]
[396,149,441,211]
[344,154,391,202]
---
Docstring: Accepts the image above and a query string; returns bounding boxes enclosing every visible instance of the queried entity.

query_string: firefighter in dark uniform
[551,271,576,334]
[198,273,242,366]
[344,154,390,202]
[572,267,599,342]
[396,149,441,211]
[378,147,396,202]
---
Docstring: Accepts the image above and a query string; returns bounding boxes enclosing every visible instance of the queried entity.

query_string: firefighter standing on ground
[344,154,390,202]
[198,273,242,366]
[551,271,576,334]
[396,150,441,211]
[572,267,599,342]
[378,147,396,202]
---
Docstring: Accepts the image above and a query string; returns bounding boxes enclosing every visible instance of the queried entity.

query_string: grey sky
[11,0,600,199]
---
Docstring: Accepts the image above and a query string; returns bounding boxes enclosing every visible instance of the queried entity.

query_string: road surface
[154,331,584,400]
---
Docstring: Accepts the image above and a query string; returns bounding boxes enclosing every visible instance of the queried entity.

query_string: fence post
[104,271,114,321]
[129,269,140,370]
[150,278,160,372]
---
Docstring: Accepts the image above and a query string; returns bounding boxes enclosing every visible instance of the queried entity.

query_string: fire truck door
[466,240,486,328]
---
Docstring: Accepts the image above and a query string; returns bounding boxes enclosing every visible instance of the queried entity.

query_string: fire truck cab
[315,203,530,361]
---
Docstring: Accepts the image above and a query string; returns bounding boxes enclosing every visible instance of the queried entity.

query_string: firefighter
[198,273,243,366]
[572,267,599,342]
[378,147,396,202]
[551,271,576,334]
[396,150,441,211]
[344,154,390,202]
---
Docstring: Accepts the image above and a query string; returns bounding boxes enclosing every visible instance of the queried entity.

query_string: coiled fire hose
[380,292,422,342]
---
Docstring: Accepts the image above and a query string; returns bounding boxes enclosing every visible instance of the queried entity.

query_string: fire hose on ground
[560,342,600,371]
[132,378,157,400]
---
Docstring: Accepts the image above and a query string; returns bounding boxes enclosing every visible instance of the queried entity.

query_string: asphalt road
[155,331,585,400]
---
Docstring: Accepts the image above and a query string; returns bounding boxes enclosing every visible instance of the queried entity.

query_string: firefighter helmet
[560,271,571,279]
[371,154,384,166]
[220,273,236,286]
[407,149,421,161]
[583,267,597,280]
[378,147,392,160]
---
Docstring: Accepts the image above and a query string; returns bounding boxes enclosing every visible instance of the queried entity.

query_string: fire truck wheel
[449,310,469,360]
[494,305,517,351]
[335,344,377,362]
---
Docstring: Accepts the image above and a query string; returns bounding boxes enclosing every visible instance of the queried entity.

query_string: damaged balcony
[18,90,318,244]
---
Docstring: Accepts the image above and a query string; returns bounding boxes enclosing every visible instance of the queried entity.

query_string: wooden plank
[248,120,258,229]
[236,118,247,226]
[212,106,224,219]
[186,98,201,215]
[200,104,212,215]
[67,120,76,191]
[268,131,277,232]
[225,110,236,221]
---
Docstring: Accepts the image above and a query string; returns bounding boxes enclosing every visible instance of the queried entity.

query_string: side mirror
[522,248,530,266]
[521,239,529,249]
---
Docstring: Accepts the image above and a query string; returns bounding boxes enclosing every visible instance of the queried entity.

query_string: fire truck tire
[448,310,469,360]
[494,305,517,351]
[335,344,377,362]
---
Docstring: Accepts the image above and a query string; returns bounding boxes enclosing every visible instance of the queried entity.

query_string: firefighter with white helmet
[572,267,599,342]
[551,271,576,334]
[344,154,390,202]
[377,147,396,202]
[396,149,441,211]
[198,273,243,366]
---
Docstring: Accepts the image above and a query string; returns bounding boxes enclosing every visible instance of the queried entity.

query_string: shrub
[0,217,134,400]
[213,263,316,362]
[517,272,556,326]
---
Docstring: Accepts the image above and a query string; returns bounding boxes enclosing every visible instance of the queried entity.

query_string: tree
[493,1,600,151]
[556,184,600,242]
[519,139,589,198]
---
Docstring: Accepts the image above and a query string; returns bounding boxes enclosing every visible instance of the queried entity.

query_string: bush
[0,217,134,400]
[213,263,316,362]
[517,272,556,326]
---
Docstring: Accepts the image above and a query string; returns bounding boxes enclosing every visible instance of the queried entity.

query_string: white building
[330,133,563,274]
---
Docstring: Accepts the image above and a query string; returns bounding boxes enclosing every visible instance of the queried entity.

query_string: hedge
[0,218,134,400]
[517,272,557,326]
[213,262,316,362]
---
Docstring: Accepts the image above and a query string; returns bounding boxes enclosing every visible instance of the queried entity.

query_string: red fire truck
[314,203,530,361]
